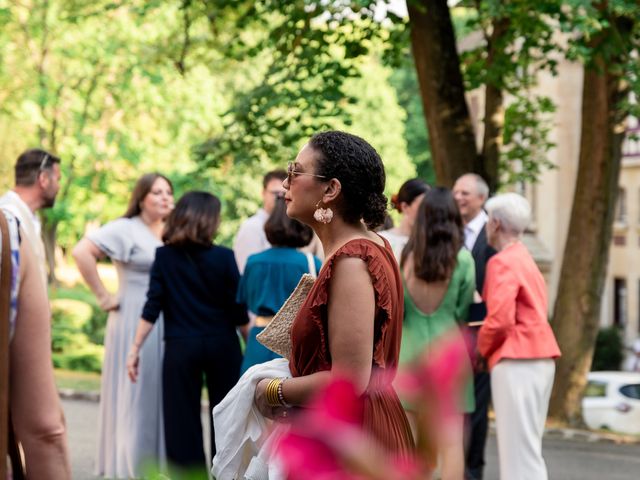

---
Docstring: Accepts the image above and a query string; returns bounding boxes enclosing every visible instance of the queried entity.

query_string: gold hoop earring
[313,201,334,224]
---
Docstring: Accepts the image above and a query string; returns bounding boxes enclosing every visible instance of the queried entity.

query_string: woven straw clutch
[256,273,315,359]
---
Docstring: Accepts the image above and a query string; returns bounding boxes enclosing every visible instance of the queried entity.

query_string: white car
[582,371,640,435]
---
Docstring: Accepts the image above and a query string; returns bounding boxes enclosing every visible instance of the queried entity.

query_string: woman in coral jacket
[478,193,561,480]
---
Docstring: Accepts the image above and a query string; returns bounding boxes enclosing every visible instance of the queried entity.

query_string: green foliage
[0,0,229,247]
[388,55,435,185]
[457,1,565,186]
[339,58,416,195]
[1,0,424,254]
[591,327,624,371]
[50,297,104,373]
[501,95,556,185]
[9,0,636,258]
[455,1,638,187]
[188,1,420,221]
[53,346,104,373]
[562,1,640,120]
[143,462,210,480]
[191,1,407,172]
[51,285,108,344]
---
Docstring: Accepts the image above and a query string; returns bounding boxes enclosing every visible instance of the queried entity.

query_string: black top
[142,244,249,338]
[471,225,497,294]
[468,225,497,322]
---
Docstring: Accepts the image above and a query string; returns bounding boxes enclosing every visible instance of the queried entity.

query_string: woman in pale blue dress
[73,173,174,478]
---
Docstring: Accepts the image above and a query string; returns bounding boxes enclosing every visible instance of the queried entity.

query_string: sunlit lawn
[54,369,211,403]
[55,368,101,392]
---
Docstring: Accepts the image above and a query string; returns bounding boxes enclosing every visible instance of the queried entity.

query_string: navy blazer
[468,225,497,322]
[142,244,249,338]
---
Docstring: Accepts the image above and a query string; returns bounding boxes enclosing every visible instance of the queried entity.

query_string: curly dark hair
[401,187,464,282]
[308,131,387,229]
[264,197,314,248]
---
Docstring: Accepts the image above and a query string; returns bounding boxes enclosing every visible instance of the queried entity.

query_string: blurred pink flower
[396,329,472,424]
[273,331,471,479]
[274,378,421,480]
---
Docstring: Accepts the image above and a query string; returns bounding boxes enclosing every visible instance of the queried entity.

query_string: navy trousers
[465,371,492,480]
[162,335,242,475]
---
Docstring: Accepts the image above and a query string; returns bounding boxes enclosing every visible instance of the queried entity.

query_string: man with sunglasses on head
[0,148,62,286]
[233,169,287,274]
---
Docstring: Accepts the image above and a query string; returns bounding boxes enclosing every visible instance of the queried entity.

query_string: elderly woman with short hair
[478,193,561,480]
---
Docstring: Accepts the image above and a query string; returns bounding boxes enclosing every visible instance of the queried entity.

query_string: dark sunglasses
[287,161,327,183]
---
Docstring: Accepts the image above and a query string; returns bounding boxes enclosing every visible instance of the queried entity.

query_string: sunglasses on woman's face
[287,161,327,183]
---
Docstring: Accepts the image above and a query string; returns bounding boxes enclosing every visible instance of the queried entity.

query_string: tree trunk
[478,83,503,193]
[477,17,510,193]
[549,52,629,425]
[42,218,58,286]
[407,0,478,187]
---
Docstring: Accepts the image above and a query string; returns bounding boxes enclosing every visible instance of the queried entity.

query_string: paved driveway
[63,398,639,479]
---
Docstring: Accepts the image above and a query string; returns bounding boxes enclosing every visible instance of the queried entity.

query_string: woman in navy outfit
[126,191,248,478]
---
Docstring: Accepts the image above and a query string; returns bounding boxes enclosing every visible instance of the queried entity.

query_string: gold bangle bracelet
[271,379,282,407]
[272,378,281,404]
[265,379,274,407]
[266,378,282,408]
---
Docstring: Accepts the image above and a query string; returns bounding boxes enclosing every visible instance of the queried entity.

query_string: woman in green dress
[399,187,475,480]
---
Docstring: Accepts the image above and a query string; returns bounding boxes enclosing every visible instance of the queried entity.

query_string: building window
[614,278,627,327]
[616,187,627,223]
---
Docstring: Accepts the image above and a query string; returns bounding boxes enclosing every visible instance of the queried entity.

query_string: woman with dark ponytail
[399,187,476,479]
[379,178,429,260]
[253,131,414,456]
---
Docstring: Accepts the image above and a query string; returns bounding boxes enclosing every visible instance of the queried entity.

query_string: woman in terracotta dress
[254,130,414,456]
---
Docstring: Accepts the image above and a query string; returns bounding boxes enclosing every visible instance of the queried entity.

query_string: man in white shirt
[0,149,62,287]
[453,173,495,480]
[454,174,489,247]
[233,170,287,273]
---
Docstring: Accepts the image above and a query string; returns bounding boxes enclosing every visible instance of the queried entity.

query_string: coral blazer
[478,242,561,370]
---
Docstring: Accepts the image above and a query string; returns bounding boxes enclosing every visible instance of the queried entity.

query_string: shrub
[51,299,93,352]
[52,345,104,373]
[83,304,107,345]
[591,327,624,371]
[51,297,104,373]
[51,286,107,344]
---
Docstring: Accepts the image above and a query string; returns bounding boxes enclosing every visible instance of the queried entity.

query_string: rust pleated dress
[289,237,415,456]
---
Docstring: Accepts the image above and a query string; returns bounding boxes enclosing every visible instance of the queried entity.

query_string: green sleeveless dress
[399,248,476,412]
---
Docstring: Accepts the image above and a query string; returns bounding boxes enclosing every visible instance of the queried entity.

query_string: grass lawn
[55,369,101,393]
[54,369,210,402]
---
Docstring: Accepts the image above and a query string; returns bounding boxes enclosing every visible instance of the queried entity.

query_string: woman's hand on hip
[98,292,119,312]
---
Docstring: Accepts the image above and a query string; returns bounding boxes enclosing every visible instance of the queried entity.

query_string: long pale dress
[88,216,165,478]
